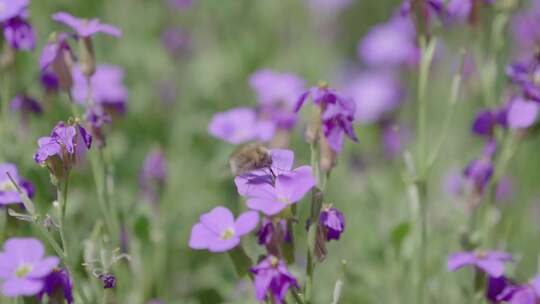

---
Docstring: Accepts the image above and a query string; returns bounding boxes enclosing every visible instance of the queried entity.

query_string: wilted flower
[208,107,276,145]
[319,206,345,241]
[344,72,403,124]
[33,121,92,179]
[296,83,358,153]
[84,106,111,148]
[358,16,418,67]
[0,238,59,297]
[257,218,291,246]
[39,33,74,91]
[38,268,73,304]
[52,12,121,38]
[0,163,34,205]
[139,149,167,204]
[72,64,128,114]
[447,250,513,277]
[250,255,299,304]
[189,207,259,252]
[3,17,35,50]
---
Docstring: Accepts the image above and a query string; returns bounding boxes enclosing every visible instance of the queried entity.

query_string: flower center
[317,80,329,89]
[270,256,279,267]
[15,264,32,277]
[0,180,16,192]
[278,197,289,204]
[221,228,235,240]
[475,250,487,259]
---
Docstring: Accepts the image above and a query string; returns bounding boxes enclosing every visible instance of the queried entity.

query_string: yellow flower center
[0,180,15,192]
[15,264,32,278]
[317,80,329,89]
[475,250,487,259]
[221,228,235,240]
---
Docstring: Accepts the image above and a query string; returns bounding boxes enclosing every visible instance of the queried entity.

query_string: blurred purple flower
[447,250,513,277]
[208,107,276,145]
[498,277,540,304]
[236,166,315,216]
[139,149,167,204]
[250,69,305,129]
[0,238,59,297]
[445,0,494,24]
[344,72,403,124]
[10,94,42,118]
[463,140,496,193]
[257,218,291,246]
[40,71,60,93]
[510,3,540,59]
[507,62,540,102]
[161,27,191,57]
[486,275,513,303]
[39,33,74,92]
[52,12,121,38]
[189,206,259,252]
[0,163,34,205]
[358,16,418,67]
[34,121,92,176]
[72,64,128,114]
[296,84,358,152]
[3,17,35,50]
[38,268,73,304]
[250,255,299,304]
[443,169,464,197]
[85,106,111,148]
[495,176,513,202]
[381,123,410,158]
[507,97,539,129]
[319,206,345,241]
[39,33,72,71]
[167,0,193,10]
[0,0,28,22]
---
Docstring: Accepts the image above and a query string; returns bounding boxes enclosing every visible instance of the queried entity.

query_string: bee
[229,143,273,176]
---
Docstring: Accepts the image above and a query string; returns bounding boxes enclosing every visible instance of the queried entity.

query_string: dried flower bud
[99,273,116,289]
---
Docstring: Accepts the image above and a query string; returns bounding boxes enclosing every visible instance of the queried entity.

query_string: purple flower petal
[234,211,259,236]
[507,98,539,129]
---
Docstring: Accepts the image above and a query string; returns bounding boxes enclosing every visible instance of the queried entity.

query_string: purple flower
[250,255,299,304]
[486,275,513,303]
[161,27,191,57]
[0,163,34,205]
[84,106,112,148]
[0,238,59,297]
[40,71,60,93]
[463,140,496,193]
[34,121,92,176]
[3,17,35,50]
[498,277,540,304]
[0,0,28,23]
[38,268,73,304]
[139,149,167,204]
[447,250,513,277]
[39,33,74,91]
[445,0,494,24]
[10,94,42,117]
[319,206,345,241]
[257,218,291,246]
[250,69,305,130]
[358,16,419,67]
[238,166,315,216]
[296,84,358,152]
[344,72,403,124]
[167,0,193,10]
[189,207,259,252]
[507,97,539,129]
[507,62,540,102]
[52,12,121,38]
[208,107,276,145]
[98,273,116,289]
[71,64,128,114]
[510,4,540,59]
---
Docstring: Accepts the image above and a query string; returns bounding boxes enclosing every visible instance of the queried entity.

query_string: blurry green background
[2,0,540,303]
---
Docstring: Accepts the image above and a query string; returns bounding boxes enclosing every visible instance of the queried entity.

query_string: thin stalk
[414,36,437,304]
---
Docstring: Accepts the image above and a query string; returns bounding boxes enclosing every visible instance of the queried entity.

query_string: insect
[228,143,273,176]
